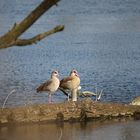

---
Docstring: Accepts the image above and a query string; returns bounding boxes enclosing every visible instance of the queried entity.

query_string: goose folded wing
[36,80,52,92]
[60,76,74,89]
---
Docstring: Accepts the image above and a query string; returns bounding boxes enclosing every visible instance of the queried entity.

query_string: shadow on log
[1,98,140,126]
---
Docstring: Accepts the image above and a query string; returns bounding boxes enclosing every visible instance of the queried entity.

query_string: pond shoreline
[0,98,140,126]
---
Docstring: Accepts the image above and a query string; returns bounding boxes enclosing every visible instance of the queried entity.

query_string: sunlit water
[1,120,140,140]
[0,0,140,107]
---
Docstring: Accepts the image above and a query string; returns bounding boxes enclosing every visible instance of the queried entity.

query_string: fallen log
[0,98,140,126]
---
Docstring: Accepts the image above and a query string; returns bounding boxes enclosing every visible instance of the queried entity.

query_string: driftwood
[0,0,64,49]
[0,98,140,125]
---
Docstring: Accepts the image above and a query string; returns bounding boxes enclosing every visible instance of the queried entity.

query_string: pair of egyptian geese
[36,69,80,103]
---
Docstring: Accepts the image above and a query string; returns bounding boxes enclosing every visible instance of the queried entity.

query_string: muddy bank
[0,98,140,125]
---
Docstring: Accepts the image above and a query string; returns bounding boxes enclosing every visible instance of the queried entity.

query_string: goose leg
[72,89,77,101]
[48,93,52,103]
[67,93,70,101]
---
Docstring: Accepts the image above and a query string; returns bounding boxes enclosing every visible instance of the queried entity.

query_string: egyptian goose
[60,69,80,101]
[36,70,60,103]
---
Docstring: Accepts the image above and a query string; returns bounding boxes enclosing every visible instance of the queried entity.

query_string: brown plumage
[36,70,60,103]
[60,69,80,101]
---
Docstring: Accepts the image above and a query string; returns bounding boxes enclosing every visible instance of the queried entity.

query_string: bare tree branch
[14,25,64,46]
[0,0,63,49]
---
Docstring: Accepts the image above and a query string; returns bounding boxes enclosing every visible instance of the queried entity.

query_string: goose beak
[75,73,79,77]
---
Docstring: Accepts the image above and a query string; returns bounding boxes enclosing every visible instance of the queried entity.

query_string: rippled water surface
[0,0,140,106]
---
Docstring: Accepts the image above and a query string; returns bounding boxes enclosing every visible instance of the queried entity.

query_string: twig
[97,89,103,101]
[59,85,104,101]
[95,86,98,101]
[58,127,63,140]
[2,89,16,110]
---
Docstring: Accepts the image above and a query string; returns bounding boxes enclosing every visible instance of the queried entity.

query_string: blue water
[0,0,140,106]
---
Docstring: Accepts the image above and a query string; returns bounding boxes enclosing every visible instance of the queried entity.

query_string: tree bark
[0,0,64,49]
